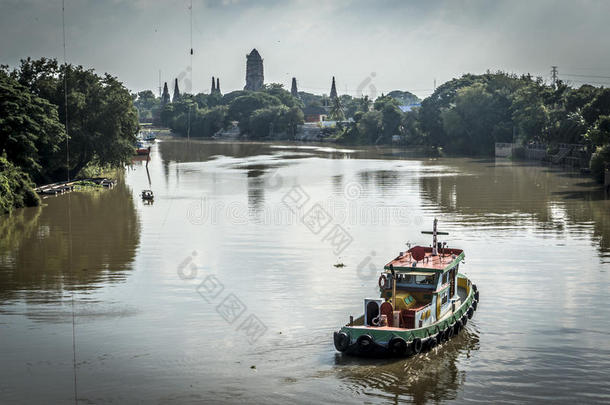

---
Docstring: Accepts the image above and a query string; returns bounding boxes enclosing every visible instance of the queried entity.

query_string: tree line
[0,58,139,213]
[138,71,610,182]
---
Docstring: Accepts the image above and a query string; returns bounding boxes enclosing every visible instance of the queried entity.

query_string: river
[1,139,609,404]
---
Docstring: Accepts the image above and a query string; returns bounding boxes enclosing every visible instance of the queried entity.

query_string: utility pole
[433,78,436,92]
[551,66,558,87]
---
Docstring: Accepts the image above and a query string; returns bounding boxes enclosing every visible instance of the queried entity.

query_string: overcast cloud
[1,0,609,99]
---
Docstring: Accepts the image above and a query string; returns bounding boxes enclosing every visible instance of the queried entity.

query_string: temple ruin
[244,48,264,91]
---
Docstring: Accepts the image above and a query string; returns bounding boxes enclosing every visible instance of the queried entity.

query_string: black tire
[454,320,462,334]
[474,290,480,301]
[473,284,478,292]
[427,336,437,350]
[468,307,474,319]
[436,331,445,343]
[388,337,408,356]
[461,315,468,326]
[356,334,374,353]
[473,300,478,311]
[446,327,454,340]
[333,331,350,352]
[411,337,423,354]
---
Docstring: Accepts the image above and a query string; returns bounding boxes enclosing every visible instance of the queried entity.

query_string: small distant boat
[333,219,479,357]
[141,189,154,201]
[135,142,151,156]
[143,132,156,142]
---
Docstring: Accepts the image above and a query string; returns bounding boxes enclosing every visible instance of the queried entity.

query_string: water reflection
[416,159,610,258]
[334,329,479,404]
[0,181,140,303]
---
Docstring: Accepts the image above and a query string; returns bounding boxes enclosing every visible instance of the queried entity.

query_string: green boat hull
[333,274,479,357]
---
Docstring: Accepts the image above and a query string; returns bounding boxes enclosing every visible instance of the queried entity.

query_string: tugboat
[333,219,479,357]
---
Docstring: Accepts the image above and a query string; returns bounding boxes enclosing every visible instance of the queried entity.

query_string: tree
[228,92,282,133]
[0,69,65,183]
[9,58,139,180]
[329,97,345,121]
[0,154,40,213]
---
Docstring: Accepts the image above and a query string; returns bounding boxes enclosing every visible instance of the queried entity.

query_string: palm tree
[329,97,345,121]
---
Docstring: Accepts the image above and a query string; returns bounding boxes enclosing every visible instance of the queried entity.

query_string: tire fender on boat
[427,336,437,350]
[436,331,445,343]
[446,326,454,340]
[334,331,350,352]
[356,334,375,353]
[474,290,480,301]
[411,337,423,354]
[468,307,474,319]
[473,300,478,311]
[461,315,468,326]
[378,274,388,290]
[454,320,462,334]
[388,337,408,356]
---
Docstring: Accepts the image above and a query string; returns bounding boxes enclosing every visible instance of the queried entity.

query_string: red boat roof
[384,246,464,273]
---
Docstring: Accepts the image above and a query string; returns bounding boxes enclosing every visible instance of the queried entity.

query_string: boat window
[403,295,414,305]
[415,275,434,285]
[441,291,448,305]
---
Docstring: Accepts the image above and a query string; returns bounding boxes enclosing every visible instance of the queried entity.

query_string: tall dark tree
[8,57,139,180]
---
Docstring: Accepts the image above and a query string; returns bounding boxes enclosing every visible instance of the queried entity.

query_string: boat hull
[334,273,479,357]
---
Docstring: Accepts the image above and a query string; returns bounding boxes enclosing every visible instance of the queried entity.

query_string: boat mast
[421,218,448,256]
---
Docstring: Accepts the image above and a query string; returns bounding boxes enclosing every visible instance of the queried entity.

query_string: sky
[2,0,610,100]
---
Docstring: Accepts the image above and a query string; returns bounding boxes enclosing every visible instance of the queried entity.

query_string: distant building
[330,76,338,100]
[161,82,170,106]
[211,76,216,93]
[291,77,299,98]
[172,78,180,102]
[244,48,264,91]
[398,103,421,112]
[303,105,327,123]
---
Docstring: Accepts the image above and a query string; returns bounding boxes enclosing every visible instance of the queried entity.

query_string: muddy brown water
[1,140,609,404]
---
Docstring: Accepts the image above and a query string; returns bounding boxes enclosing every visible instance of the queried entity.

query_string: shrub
[0,156,40,214]
[590,144,610,183]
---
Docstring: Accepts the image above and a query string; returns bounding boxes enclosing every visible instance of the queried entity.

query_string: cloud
[1,0,610,98]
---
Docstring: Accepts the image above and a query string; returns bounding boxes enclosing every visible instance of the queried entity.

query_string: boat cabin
[364,220,466,330]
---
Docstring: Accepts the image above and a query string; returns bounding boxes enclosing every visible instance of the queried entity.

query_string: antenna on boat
[421,218,449,256]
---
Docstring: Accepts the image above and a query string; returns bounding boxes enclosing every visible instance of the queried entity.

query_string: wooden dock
[34,178,116,196]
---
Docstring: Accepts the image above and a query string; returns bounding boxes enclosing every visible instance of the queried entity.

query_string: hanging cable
[187,0,193,141]
[62,1,77,404]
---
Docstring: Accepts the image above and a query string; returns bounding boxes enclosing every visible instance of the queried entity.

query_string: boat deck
[350,286,468,332]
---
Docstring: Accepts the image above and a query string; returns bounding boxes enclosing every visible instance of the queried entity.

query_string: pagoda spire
[330,76,338,100]
[172,78,180,102]
[211,76,216,93]
[161,82,170,105]
[216,77,220,94]
[291,77,298,98]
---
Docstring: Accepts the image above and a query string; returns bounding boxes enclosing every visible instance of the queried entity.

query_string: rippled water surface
[1,140,609,404]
